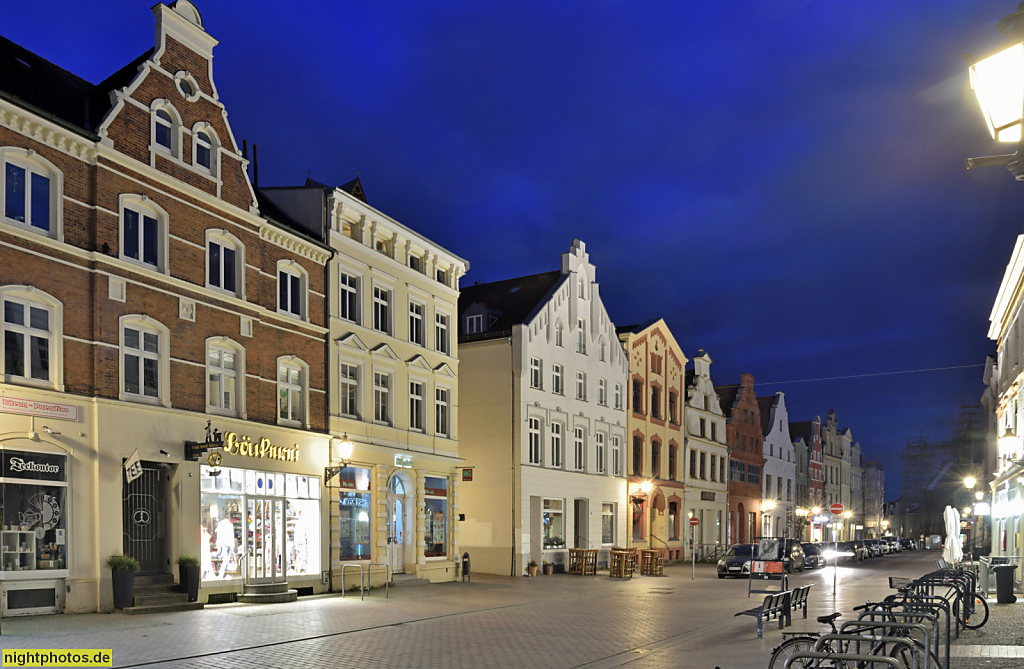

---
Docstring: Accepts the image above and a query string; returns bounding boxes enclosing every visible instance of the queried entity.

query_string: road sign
[689,516,699,526]
[829,503,845,515]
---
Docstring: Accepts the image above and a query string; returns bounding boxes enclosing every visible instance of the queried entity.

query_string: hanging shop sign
[0,396,79,421]
[222,432,300,462]
[700,491,716,501]
[2,449,66,482]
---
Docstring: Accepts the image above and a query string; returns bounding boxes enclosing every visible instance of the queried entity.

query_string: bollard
[461,552,471,582]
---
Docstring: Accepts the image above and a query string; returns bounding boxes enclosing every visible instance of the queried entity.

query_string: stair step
[242,582,291,595]
[133,592,190,607]
[236,590,298,604]
[390,575,430,587]
[123,601,204,615]
[134,573,175,587]
[135,584,181,596]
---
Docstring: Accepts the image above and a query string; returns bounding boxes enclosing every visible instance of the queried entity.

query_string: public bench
[734,589,792,638]
[790,584,812,619]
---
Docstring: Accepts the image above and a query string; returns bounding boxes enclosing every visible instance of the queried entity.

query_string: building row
[0,2,882,616]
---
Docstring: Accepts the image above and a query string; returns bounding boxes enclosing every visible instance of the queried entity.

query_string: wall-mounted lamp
[630,480,652,505]
[42,426,61,436]
[159,450,170,458]
[325,434,354,483]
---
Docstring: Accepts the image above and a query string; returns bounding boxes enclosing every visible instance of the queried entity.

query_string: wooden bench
[734,590,792,638]
[790,584,812,619]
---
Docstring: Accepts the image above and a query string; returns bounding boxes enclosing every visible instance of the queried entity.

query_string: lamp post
[966,2,1024,178]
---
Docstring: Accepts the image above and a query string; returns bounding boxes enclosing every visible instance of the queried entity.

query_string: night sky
[8,1,1024,499]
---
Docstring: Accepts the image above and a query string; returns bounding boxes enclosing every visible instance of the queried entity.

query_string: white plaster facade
[457,240,628,575]
[683,353,729,557]
[759,393,796,539]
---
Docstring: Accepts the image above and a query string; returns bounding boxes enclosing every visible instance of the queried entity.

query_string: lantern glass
[970,43,1024,142]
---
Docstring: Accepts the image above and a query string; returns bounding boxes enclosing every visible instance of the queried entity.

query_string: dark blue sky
[9,1,1024,498]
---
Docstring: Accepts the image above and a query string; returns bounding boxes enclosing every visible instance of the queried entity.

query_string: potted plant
[176,555,201,602]
[542,560,554,575]
[527,559,538,577]
[107,553,139,609]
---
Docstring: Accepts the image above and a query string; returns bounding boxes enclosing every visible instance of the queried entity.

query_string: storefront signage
[462,468,473,481]
[222,432,300,462]
[394,455,413,468]
[1,449,66,481]
[700,491,715,501]
[0,396,79,421]
[425,487,447,497]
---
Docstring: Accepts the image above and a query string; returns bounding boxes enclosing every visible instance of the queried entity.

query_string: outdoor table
[641,549,663,576]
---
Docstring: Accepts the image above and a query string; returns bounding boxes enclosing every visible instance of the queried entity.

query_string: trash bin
[461,552,471,582]
[993,564,1017,603]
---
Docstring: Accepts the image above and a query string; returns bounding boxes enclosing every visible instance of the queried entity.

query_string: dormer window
[466,314,483,334]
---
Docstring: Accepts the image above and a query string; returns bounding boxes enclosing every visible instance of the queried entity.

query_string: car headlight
[717,560,725,567]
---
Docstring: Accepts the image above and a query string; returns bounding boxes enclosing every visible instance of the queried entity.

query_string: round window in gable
[175,72,200,101]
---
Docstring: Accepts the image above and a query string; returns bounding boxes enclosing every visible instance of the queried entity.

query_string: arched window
[206,229,244,296]
[0,286,63,389]
[207,336,245,417]
[119,194,169,272]
[555,320,563,347]
[150,101,181,157]
[191,123,219,175]
[119,315,170,406]
[1,147,63,239]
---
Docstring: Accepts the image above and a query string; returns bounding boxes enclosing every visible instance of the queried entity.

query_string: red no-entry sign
[829,503,845,515]
[689,516,699,526]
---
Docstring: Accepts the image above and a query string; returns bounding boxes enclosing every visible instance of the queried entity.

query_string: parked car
[883,537,901,553]
[802,542,826,569]
[899,538,917,551]
[782,539,806,573]
[849,540,869,561]
[718,543,757,578]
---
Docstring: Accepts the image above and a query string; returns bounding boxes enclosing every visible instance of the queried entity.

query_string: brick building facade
[718,373,763,544]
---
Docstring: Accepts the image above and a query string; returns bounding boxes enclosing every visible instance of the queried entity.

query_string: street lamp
[324,434,354,482]
[966,2,1024,178]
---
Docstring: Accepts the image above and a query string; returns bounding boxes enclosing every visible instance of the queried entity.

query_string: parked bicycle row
[718,537,918,578]
[766,564,985,669]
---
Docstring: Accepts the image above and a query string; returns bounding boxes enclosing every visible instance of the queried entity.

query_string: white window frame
[191,122,219,176]
[573,426,585,471]
[119,194,169,273]
[576,318,586,354]
[373,369,392,426]
[552,364,563,395]
[339,270,360,324]
[466,314,483,334]
[276,356,308,427]
[339,359,360,419]
[602,503,615,545]
[0,286,64,390]
[409,379,425,432]
[575,371,587,401]
[119,315,170,407]
[435,386,451,438]
[598,378,607,406]
[529,357,542,389]
[528,417,542,464]
[277,260,308,320]
[550,422,563,468]
[149,100,181,158]
[206,336,245,418]
[409,301,425,346]
[0,148,63,240]
[596,432,606,474]
[206,229,244,297]
[614,383,623,410]
[612,435,622,476]
[555,321,564,347]
[435,312,450,355]
[372,285,391,334]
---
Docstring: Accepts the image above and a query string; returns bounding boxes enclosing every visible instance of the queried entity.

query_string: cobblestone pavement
[0,552,1016,668]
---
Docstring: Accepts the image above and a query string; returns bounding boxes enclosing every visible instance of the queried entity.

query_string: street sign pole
[689,516,699,580]
[828,503,844,596]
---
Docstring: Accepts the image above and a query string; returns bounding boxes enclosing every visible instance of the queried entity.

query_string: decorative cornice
[259,224,331,265]
[0,101,98,162]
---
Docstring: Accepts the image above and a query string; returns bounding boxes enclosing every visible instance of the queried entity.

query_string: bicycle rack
[856,610,939,669]
[785,651,908,668]
[838,621,933,669]
[813,633,920,668]
[340,562,391,601]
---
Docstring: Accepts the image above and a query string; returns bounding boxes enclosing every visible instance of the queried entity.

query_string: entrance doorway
[573,499,589,548]
[386,473,413,574]
[246,497,284,583]
[122,462,169,574]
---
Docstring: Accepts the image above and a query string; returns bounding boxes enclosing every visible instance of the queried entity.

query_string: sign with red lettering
[751,560,784,574]
[0,396,79,421]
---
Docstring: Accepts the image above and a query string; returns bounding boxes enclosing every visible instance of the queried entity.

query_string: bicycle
[767,610,942,669]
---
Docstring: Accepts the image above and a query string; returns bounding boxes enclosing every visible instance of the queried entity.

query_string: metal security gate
[123,463,167,574]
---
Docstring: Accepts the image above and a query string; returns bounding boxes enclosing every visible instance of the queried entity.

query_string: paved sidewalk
[0,552,1017,668]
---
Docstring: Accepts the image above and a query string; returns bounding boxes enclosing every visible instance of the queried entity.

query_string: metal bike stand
[341,563,365,600]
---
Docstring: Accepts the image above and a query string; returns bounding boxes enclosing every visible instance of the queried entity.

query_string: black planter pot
[111,568,135,609]
[179,564,200,602]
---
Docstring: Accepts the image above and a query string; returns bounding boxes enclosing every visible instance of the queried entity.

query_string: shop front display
[200,465,320,584]
[338,467,372,560]
[1,448,68,615]
[423,476,448,558]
